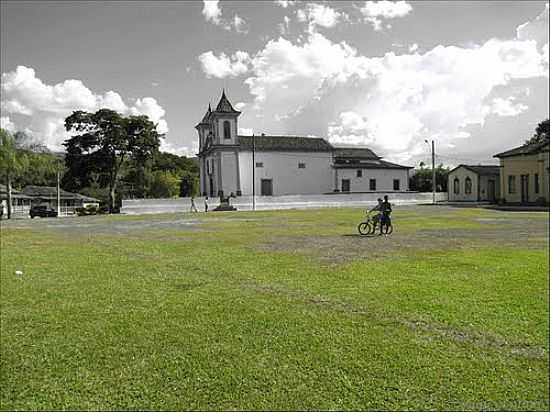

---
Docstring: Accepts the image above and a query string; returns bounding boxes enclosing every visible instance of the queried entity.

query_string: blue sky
[1,1,548,165]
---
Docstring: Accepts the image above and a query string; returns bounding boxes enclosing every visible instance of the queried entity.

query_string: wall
[220,151,239,196]
[500,151,550,203]
[122,192,448,214]
[215,117,237,145]
[447,167,480,201]
[336,168,409,192]
[478,174,500,201]
[238,151,334,195]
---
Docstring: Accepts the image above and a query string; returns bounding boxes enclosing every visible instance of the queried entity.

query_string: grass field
[1,206,549,410]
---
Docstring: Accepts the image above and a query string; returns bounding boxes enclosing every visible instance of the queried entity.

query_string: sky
[1,0,548,166]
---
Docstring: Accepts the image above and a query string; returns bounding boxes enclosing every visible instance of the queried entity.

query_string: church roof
[238,135,333,152]
[213,90,240,114]
[196,104,211,127]
[333,159,413,169]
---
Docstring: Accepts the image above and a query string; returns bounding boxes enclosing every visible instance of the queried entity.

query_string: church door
[261,179,273,196]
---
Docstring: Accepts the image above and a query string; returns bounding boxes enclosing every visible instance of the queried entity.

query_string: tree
[64,109,161,212]
[409,163,450,192]
[148,171,181,198]
[0,129,28,219]
[526,119,550,144]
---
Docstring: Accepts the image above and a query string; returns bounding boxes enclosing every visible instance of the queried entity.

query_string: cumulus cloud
[516,2,549,46]
[487,97,528,117]
[202,0,249,33]
[1,65,169,150]
[202,0,222,24]
[198,50,251,78]
[275,0,297,8]
[0,116,16,132]
[297,3,345,32]
[360,0,413,31]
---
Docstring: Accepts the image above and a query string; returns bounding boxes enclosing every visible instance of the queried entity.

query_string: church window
[356,170,362,177]
[465,177,472,194]
[298,162,306,169]
[256,162,264,168]
[223,121,231,139]
[369,179,376,191]
[453,178,460,194]
[393,179,400,190]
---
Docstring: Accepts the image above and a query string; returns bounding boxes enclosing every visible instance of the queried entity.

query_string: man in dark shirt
[380,195,392,234]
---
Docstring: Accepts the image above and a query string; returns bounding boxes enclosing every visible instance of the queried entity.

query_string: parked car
[30,205,58,218]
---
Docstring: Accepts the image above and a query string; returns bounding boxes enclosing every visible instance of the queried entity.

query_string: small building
[494,140,550,204]
[447,165,500,202]
[0,184,34,216]
[21,186,100,215]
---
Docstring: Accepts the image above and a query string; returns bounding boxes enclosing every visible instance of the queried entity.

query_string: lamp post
[252,133,256,211]
[425,139,436,204]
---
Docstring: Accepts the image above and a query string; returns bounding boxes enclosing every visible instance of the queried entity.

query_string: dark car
[30,205,58,218]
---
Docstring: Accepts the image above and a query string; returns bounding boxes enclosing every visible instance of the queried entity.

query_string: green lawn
[1,206,548,410]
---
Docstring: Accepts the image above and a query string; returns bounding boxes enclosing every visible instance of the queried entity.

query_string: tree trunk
[109,182,116,214]
[6,172,12,219]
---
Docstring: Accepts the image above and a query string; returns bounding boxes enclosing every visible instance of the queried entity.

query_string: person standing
[380,195,392,235]
[204,196,209,213]
[190,196,198,213]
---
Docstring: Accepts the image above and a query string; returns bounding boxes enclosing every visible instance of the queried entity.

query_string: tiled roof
[21,186,99,201]
[238,135,333,152]
[213,90,240,114]
[334,159,413,169]
[449,164,500,176]
[333,146,380,160]
[494,140,550,158]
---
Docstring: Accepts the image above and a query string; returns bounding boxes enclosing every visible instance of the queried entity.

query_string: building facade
[494,140,550,204]
[447,165,500,202]
[196,91,412,197]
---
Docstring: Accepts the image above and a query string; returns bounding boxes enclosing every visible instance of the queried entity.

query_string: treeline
[1,108,199,213]
[409,163,450,192]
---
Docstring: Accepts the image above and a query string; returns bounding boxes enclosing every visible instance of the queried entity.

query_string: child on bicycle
[368,198,384,228]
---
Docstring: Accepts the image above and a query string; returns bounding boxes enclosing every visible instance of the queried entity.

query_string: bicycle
[357,211,393,235]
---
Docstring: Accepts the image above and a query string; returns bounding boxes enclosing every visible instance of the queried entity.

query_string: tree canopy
[526,118,550,144]
[64,109,161,212]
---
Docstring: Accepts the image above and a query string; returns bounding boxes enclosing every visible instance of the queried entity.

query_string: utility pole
[252,133,256,211]
[57,170,61,216]
[431,140,436,205]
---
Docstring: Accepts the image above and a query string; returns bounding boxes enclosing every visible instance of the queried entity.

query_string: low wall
[122,192,448,215]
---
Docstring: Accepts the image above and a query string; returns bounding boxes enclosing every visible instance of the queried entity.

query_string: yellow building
[494,140,550,204]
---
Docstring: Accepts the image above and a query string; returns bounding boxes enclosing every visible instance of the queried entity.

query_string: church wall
[238,151,333,195]
[215,118,237,145]
[220,151,239,196]
[337,168,410,193]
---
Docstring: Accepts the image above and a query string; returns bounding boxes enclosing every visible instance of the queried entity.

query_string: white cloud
[275,0,297,8]
[202,0,222,24]
[235,102,247,110]
[360,1,413,31]
[408,43,418,53]
[233,15,249,33]
[487,97,528,117]
[1,65,169,150]
[198,50,251,78]
[516,3,549,47]
[0,116,16,132]
[297,3,345,32]
[202,0,248,33]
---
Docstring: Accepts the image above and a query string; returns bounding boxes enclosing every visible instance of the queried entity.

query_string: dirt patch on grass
[256,217,549,265]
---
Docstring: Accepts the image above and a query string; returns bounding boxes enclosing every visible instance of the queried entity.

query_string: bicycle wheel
[382,224,393,235]
[357,222,371,235]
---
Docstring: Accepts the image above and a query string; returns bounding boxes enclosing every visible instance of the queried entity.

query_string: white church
[196,91,412,197]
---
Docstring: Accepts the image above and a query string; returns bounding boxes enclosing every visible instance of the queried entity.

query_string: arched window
[223,120,231,140]
[465,177,472,194]
[453,178,460,194]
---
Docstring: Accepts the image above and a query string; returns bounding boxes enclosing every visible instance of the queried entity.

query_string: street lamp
[424,139,436,205]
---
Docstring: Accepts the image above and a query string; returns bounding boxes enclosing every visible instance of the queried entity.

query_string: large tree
[64,109,161,212]
[526,119,550,144]
[0,129,28,219]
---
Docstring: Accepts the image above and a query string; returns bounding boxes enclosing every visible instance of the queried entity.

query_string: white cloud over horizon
[296,3,345,32]
[1,66,171,152]
[202,0,249,33]
[360,0,413,31]
[198,3,549,162]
